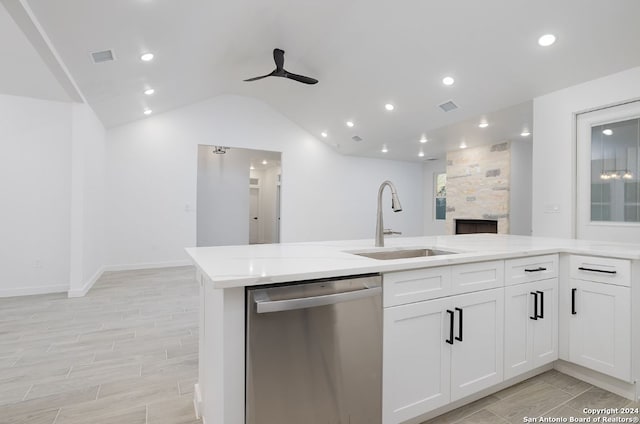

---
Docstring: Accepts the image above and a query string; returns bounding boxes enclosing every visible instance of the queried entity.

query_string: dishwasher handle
[254,285,381,314]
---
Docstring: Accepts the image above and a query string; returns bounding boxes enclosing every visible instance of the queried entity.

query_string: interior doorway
[196,145,281,247]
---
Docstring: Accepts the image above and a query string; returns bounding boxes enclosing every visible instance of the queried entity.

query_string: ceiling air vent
[438,100,459,112]
[351,135,363,142]
[91,49,115,64]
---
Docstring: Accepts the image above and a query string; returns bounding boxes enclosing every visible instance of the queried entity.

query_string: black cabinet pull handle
[446,310,454,344]
[525,267,547,272]
[571,288,577,315]
[536,290,544,319]
[530,292,538,320]
[577,266,616,274]
[455,307,463,342]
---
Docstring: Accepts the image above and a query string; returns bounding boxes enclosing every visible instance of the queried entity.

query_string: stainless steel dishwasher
[246,274,382,424]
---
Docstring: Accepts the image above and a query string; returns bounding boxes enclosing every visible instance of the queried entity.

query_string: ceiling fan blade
[284,71,318,85]
[273,48,285,71]
[243,70,276,82]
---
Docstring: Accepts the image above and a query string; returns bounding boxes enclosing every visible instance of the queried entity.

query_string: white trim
[67,266,106,298]
[0,284,68,298]
[103,260,192,272]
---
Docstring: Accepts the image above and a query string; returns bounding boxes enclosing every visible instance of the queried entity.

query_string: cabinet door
[450,288,504,401]
[504,283,534,379]
[383,298,451,424]
[531,279,558,368]
[569,279,631,382]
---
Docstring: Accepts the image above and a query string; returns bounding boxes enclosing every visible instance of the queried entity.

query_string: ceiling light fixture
[384,103,395,111]
[250,165,255,170]
[381,145,388,153]
[478,121,489,128]
[602,129,613,136]
[418,150,425,157]
[459,141,467,149]
[521,130,531,137]
[321,131,328,138]
[538,34,557,47]
[143,108,152,115]
[262,160,268,165]
[420,136,428,143]
[140,52,154,62]
[442,76,455,86]
[346,121,354,128]
[144,88,155,96]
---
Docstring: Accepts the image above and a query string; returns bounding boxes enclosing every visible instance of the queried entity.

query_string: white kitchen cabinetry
[568,278,631,382]
[504,279,558,379]
[383,272,504,424]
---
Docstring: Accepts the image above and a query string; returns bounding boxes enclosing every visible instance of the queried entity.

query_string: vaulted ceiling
[4,0,640,161]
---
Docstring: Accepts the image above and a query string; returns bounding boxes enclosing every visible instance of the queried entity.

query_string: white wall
[510,140,533,235]
[0,94,72,296]
[532,66,640,238]
[105,95,424,267]
[69,103,106,296]
[422,159,447,236]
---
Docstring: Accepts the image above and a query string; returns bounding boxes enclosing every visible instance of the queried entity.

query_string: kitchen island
[186,234,640,424]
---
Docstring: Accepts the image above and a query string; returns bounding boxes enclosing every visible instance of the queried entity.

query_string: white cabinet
[504,279,558,379]
[568,278,631,382]
[383,288,504,424]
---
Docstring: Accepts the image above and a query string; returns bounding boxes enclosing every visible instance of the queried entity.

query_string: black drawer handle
[455,307,463,342]
[530,292,538,320]
[577,266,617,274]
[446,310,454,344]
[525,267,547,272]
[571,288,577,315]
[536,290,544,319]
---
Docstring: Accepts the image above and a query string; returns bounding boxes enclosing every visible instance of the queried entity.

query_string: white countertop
[185,234,640,289]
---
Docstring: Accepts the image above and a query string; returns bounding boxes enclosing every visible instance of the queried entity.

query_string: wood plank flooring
[1,266,637,424]
[0,266,200,424]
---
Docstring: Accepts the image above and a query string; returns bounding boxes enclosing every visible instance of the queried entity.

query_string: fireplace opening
[455,219,498,235]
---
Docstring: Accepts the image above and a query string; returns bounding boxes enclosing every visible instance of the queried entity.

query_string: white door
[569,279,631,381]
[531,279,558,368]
[576,100,640,242]
[450,288,504,401]
[504,283,534,379]
[383,298,451,424]
[249,187,260,244]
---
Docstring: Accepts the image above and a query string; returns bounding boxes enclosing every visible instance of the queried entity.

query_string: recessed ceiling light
[384,103,395,111]
[602,129,613,136]
[459,141,467,149]
[144,88,155,96]
[381,145,388,153]
[321,131,328,138]
[478,121,489,128]
[521,130,531,137]
[140,52,154,62]
[250,165,255,170]
[262,160,268,165]
[418,151,425,157]
[420,136,428,143]
[538,34,556,47]
[346,121,354,128]
[442,76,455,86]
[143,108,152,115]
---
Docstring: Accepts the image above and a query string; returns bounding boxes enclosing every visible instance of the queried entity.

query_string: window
[435,173,446,220]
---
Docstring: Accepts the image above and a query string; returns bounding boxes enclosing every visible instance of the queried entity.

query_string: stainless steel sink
[351,248,457,260]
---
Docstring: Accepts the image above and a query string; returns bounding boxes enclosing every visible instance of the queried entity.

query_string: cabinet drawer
[383,267,451,307]
[451,260,504,294]
[569,255,630,287]
[505,254,558,286]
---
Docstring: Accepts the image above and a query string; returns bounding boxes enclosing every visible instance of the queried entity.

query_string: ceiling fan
[244,48,318,85]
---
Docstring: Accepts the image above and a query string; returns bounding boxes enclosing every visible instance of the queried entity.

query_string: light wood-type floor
[1,266,637,424]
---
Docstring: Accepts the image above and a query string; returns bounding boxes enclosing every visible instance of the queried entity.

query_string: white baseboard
[554,360,637,401]
[68,266,106,298]
[103,260,192,272]
[0,284,69,298]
